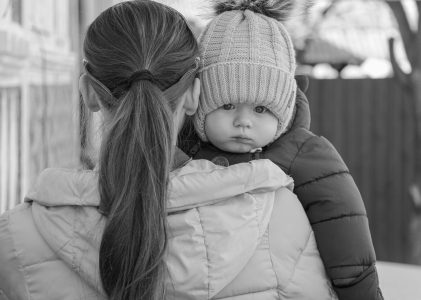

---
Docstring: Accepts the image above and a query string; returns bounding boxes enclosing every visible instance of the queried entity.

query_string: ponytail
[98,81,173,299]
[82,1,200,298]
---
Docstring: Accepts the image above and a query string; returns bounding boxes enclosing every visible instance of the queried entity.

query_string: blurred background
[0,0,421,293]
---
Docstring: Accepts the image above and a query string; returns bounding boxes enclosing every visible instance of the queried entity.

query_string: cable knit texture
[194,9,297,141]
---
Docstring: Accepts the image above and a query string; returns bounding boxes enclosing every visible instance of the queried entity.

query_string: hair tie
[126,69,160,87]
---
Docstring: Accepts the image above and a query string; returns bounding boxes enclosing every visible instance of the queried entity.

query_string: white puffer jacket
[0,158,336,300]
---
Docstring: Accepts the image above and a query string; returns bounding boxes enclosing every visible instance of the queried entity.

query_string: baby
[181,0,383,299]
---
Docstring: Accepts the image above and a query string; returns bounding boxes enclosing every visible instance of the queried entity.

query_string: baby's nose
[234,112,252,128]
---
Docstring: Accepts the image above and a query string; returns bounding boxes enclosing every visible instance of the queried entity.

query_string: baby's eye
[222,104,235,110]
[254,106,268,113]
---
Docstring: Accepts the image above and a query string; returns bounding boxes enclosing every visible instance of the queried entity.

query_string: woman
[0,1,335,299]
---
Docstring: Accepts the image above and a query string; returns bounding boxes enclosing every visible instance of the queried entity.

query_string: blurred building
[293,0,410,78]
[0,0,121,213]
[0,0,80,212]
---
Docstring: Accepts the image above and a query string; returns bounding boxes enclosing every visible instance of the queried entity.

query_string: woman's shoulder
[0,203,46,299]
[165,170,294,298]
[268,189,337,298]
[0,203,36,244]
[0,169,105,299]
[270,188,313,244]
[0,166,101,272]
[168,158,293,211]
[269,187,321,270]
[0,201,63,269]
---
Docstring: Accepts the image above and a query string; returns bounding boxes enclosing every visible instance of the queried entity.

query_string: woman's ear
[79,74,101,112]
[184,78,200,116]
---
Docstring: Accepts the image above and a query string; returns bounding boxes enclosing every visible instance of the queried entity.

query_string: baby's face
[204,103,278,153]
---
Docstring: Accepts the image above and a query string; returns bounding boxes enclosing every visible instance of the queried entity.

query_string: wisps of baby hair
[213,0,313,21]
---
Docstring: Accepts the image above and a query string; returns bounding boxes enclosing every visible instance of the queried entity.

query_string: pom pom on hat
[194,0,299,142]
[214,0,295,22]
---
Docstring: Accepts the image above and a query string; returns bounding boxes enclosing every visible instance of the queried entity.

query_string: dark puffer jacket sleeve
[270,127,382,300]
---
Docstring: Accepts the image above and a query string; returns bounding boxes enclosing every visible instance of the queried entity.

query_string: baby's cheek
[204,120,219,142]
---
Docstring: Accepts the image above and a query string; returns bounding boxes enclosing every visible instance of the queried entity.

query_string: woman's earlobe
[79,74,101,112]
[184,78,200,116]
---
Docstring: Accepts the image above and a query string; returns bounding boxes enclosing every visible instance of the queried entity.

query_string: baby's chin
[217,142,257,154]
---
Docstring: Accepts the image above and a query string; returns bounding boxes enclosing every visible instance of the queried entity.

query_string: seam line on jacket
[264,199,282,299]
[328,265,369,281]
[6,209,32,299]
[287,132,314,174]
[251,194,261,238]
[331,265,376,282]
[165,262,177,299]
[214,287,279,298]
[283,225,312,292]
[196,207,211,299]
[329,263,372,270]
[72,203,79,273]
[268,234,282,299]
[311,213,367,225]
[295,170,350,189]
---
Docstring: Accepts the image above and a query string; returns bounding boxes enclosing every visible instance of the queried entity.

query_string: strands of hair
[82,1,199,299]
[214,0,313,22]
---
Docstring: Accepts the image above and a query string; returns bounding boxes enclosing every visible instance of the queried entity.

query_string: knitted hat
[194,0,297,142]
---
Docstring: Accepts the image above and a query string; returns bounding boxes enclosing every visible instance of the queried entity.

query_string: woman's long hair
[82,1,199,299]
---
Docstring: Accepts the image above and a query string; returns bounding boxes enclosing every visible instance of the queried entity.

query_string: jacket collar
[289,87,310,130]
[25,149,293,214]
[172,147,191,171]
[25,148,191,208]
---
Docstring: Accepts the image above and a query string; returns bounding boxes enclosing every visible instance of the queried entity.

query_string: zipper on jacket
[250,147,262,160]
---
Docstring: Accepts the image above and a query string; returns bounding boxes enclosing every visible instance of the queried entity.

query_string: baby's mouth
[232,136,253,143]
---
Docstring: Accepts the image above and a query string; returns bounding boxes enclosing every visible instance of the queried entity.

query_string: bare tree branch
[297,0,341,63]
[414,0,421,68]
[388,37,411,88]
[321,2,336,18]
[309,0,340,38]
[387,1,417,66]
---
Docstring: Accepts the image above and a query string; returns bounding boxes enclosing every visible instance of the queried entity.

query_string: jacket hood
[289,78,310,131]
[25,159,293,297]
[26,160,293,210]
